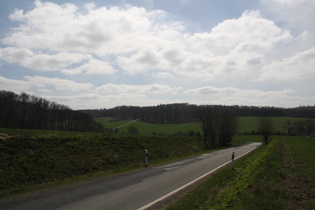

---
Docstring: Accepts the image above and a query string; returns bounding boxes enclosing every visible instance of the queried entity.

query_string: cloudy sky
[0,0,314,109]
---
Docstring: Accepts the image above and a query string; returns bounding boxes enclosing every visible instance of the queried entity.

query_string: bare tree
[196,105,238,148]
[196,105,217,148]
[257,117,274,145]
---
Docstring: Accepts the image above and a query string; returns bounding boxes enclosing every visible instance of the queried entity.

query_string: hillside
[96,117,314,136]
[81,104,315,124]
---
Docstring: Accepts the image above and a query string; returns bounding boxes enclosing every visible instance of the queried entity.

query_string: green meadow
[0,116,303,138]
[237,117,301,134]
[96,117,303,135]
[95,118,202,135]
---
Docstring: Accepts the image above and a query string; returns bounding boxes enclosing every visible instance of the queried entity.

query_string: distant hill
[80,104,315,124]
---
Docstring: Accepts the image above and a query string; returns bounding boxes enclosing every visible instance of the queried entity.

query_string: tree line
[285,119,315,137]
[0,90,104,132]
[81,103,198,124]
[81,103,315,124]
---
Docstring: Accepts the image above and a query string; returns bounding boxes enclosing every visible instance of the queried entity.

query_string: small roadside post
[231,152,235,169]
[114,155,119,171]
[145,149,148,167]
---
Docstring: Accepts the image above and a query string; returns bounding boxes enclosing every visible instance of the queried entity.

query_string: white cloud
[256,47,315,96]
[44,93,153,109]
[0,47,34,63]
[1,1,314,108]
[43,93,104,109]
[184,86,309,107]
[0,76,34,93]
[24,76,93,91]
[261,0,315,34]
[0,47,116,75]
[190,10,292,57]
[96,83,181,95]
[0,47,91,71]
[186,86,240,96]
[260,0,315,59]
[155,72,173,78]
[61,58,117,75]
[117,50,160,75]
[2,2,292,80]
[274,0,309,6]
[2,1,181,56]
[117,10,292,81]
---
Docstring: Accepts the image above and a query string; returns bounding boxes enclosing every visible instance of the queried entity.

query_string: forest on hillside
[81,103,315,124]
[0,90,104,132]
[1,90,314,136]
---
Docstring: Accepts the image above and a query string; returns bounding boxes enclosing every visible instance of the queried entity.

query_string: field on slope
[96,117,303,135]
[95,118,202,135]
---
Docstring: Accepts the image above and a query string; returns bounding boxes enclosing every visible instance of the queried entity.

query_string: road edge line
[138,143,260,210]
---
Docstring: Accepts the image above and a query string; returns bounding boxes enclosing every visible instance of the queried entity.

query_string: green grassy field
[237,117,301,134]
[167,136,315,209]
[96,117,303,135]
[0,117,305,138]
[95,118,203,135]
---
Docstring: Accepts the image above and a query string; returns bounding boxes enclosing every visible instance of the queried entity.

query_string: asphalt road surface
[1,142,261,210]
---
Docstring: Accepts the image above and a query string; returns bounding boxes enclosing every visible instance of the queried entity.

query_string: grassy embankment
[0,131,208,199]
[167,136,315,209]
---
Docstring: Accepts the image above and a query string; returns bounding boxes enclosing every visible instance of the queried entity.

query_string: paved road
[1,142,261,210]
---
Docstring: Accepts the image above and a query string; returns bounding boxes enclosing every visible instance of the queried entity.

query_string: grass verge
[167,136,315,209]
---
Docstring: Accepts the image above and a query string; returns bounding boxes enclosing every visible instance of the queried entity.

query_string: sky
[0,0,314,110]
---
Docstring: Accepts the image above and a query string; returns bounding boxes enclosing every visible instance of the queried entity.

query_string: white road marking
[138,143,261,210]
